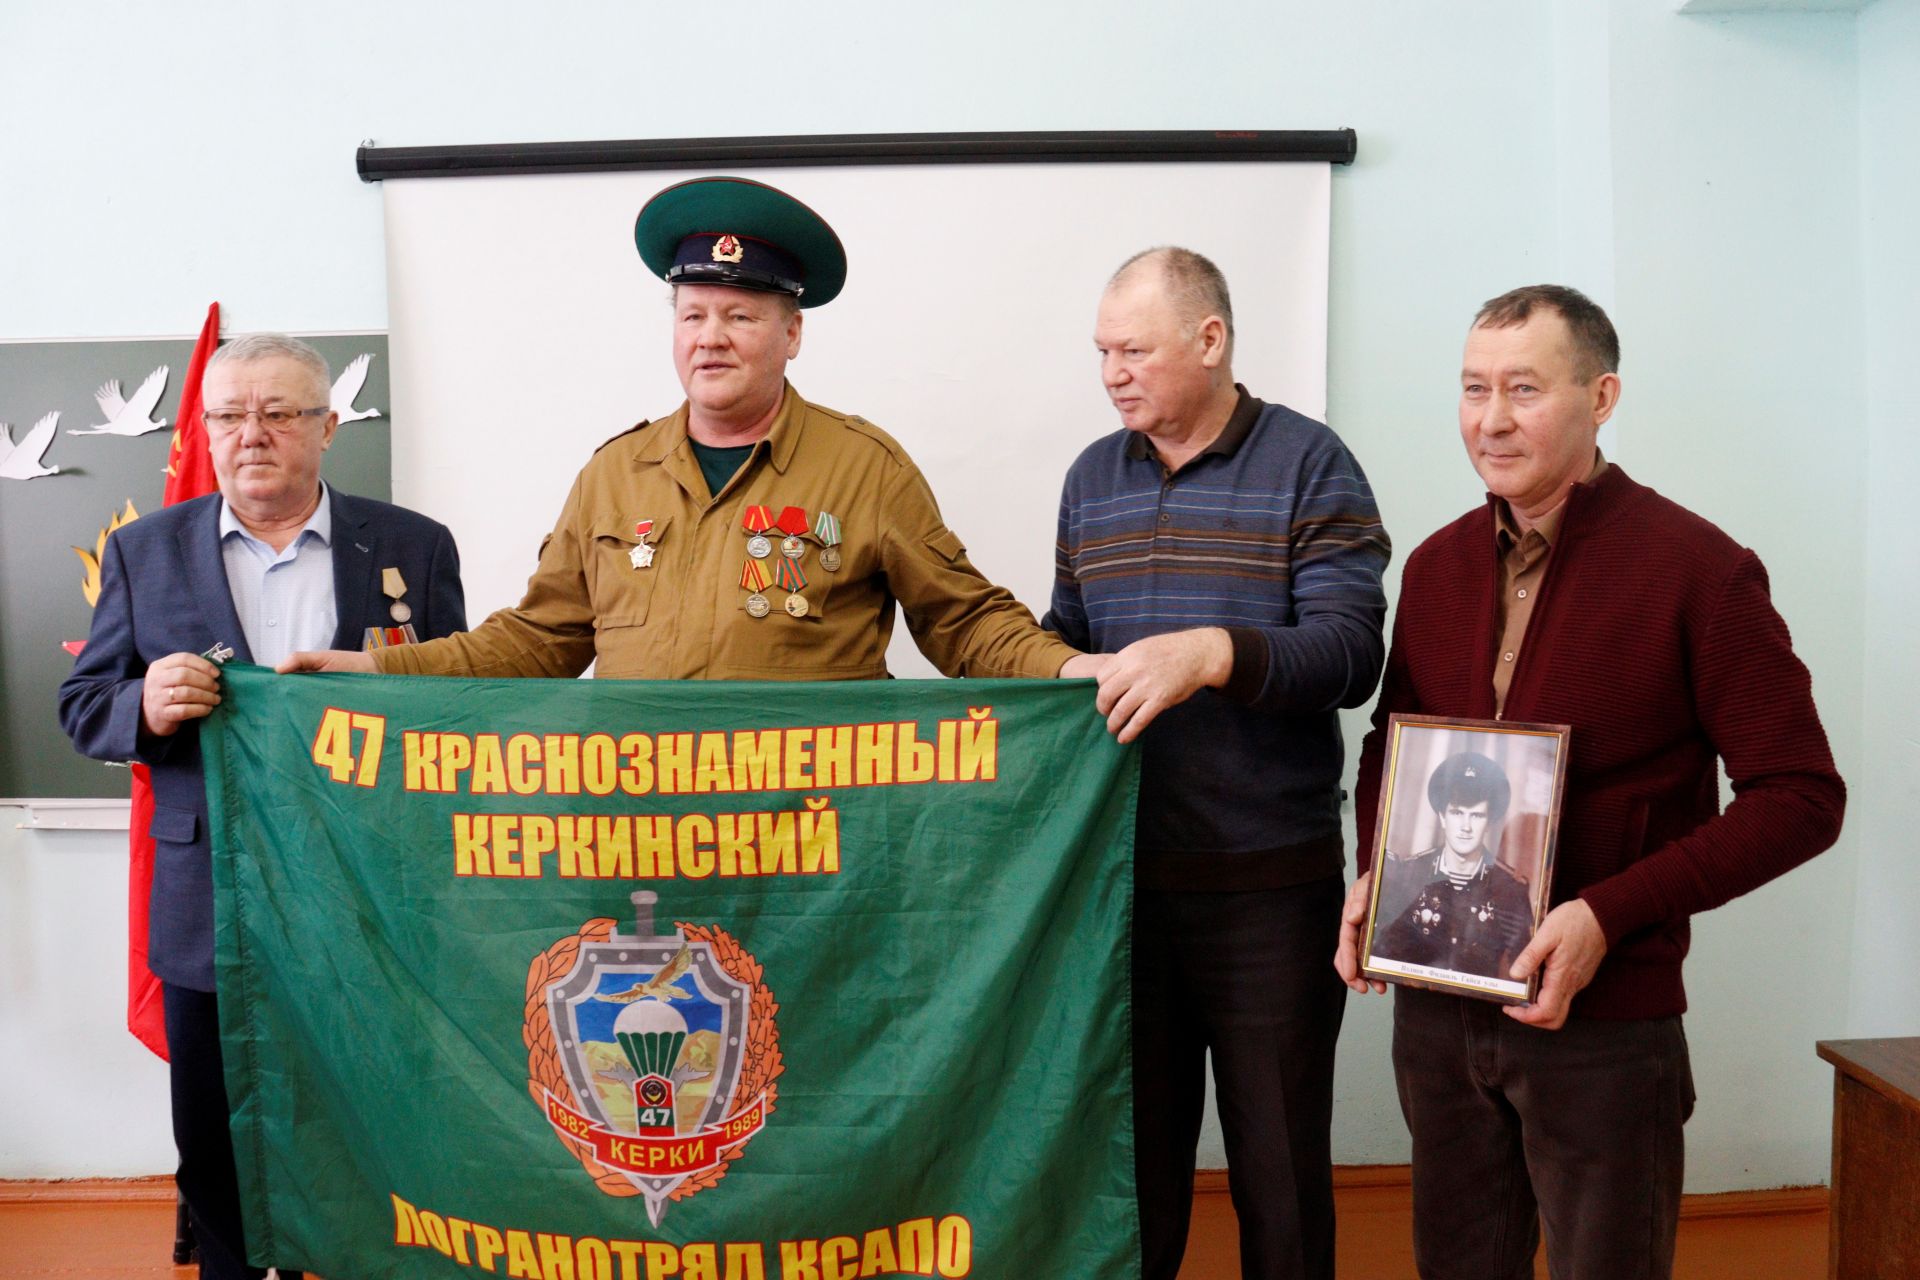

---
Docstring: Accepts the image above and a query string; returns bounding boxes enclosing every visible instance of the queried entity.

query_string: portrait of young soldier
[1372,750,1534,981]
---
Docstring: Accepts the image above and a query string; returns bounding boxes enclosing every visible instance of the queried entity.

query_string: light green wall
[1606,0,1867,1189]
[1852,0,1920,1036]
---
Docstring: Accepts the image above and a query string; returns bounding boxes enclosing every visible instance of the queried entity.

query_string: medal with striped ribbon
[773,556,809,617]
[742,505,775,560]
[814,511,842,572]
[740,558,773,618]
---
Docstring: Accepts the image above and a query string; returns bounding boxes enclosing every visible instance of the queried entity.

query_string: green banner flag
[203,666,1140,1280]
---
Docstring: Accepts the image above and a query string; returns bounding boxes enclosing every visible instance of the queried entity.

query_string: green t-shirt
[688,439,755,500]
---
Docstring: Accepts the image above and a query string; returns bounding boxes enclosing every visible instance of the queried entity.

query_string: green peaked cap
[634,176,847,309]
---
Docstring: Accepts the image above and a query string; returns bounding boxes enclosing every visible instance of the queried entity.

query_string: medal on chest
[1414,888,1444,935]
[742,505,775,559]
[380,566,416,622]
[814,511,843,572]
[739,502,823,617]
[774,555,809,618]
[740,558,772,618]
[629,519,657,570]
[775,505,810,562]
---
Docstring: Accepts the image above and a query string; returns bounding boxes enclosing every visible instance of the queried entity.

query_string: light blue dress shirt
[219,483,338,667]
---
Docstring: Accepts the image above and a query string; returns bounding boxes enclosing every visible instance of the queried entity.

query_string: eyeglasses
[204,407,329,433]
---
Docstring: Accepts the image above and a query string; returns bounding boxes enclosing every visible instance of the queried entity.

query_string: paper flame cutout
[73,499,140,607]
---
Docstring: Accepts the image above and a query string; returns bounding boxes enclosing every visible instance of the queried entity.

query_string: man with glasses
[59,333,466,1280]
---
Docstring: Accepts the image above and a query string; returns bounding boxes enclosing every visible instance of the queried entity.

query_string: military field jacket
[376,385,1075,682]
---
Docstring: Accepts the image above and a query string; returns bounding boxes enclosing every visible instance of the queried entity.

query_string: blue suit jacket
[57,488,466,991]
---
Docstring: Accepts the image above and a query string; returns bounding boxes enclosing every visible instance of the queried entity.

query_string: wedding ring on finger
[170,685,180,703]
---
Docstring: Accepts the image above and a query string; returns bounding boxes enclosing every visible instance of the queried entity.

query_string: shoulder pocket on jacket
[925,527,966,563]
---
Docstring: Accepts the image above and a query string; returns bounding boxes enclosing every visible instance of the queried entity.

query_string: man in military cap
[284,177,1094,683]
[1372,751,1533,979]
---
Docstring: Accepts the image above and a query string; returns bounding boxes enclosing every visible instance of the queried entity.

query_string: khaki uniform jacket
[376,385,1076,681]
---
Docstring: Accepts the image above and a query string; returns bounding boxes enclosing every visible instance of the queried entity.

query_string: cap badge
[712,234,745,264]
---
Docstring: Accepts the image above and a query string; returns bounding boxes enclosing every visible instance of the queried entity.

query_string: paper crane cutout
[1,412,64,479]
[331,353,382,424]
[70,365,170,437]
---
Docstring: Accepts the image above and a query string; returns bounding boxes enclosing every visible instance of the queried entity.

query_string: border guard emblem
[526,891,780,1225]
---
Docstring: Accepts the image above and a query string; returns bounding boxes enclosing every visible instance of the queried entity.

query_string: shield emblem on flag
[531,892,776,1226]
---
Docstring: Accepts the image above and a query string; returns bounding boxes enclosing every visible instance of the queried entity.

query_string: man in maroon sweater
[1334,285,1844,1280]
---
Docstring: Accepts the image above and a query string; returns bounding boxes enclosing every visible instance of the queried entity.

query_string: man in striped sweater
[1047,247,1393,1280]
[1334,285,1845,1279]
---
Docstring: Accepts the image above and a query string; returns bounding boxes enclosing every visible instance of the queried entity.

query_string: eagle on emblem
[595,942,694,1003]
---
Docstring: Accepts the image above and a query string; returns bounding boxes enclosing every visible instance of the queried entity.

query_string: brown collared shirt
[1490,452,1609,715]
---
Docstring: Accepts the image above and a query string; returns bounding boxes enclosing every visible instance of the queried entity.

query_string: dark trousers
[162,983,303,1280]
[1133,876,1347,1280]
[1391,986,1695,1280]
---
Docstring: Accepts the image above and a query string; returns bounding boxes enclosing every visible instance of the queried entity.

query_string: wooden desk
[1817,1037,1920,1279]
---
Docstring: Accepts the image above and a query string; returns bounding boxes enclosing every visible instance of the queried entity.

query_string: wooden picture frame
[1360,713,1572,1005]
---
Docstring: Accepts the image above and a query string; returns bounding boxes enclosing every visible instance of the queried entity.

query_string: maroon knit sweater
[1356,465,1845,1020]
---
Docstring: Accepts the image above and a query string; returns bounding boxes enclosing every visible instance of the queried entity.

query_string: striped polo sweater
[1045,388,1392,889]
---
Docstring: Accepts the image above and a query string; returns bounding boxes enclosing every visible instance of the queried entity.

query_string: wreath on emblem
[524,917,782,1201]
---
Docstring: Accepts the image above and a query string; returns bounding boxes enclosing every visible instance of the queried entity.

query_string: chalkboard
[0,334,392,799]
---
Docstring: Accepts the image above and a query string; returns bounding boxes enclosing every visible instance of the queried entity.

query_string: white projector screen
[381,160,1331,676]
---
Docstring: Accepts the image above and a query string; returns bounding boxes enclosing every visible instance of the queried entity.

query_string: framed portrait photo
[1359,713,1571,1005]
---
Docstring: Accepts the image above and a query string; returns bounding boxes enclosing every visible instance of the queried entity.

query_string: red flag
[126,301,220,1060]
[125,768,166,1058]
[162,302,221,505]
